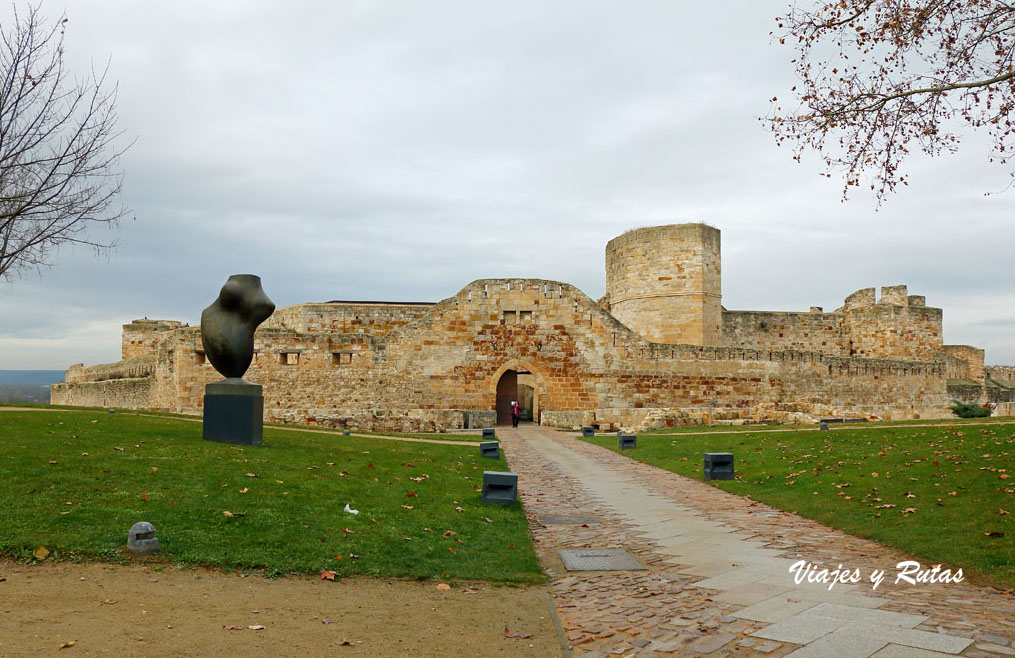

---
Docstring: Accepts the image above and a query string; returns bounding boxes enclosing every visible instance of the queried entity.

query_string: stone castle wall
[51,223,992,431]
[122,320,181,360]
[262,301,432,336]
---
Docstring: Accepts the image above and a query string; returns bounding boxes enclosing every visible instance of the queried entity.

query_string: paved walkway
[499,425,1015,658]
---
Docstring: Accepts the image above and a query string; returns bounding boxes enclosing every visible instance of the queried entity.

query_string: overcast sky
[1,1,1013,371]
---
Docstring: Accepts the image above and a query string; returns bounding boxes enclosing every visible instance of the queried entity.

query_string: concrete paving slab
[858,625,973,654]
[801,602,928,628]
[751,613,850,644]
[693,568,772,590]
[713,582,797,605]
[732,596,821,623]
[869,646,956,658]
[783,626,889,658]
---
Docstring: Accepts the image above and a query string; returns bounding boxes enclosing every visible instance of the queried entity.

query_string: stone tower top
[604,223,722,346]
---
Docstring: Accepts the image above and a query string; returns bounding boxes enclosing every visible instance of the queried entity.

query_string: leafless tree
[767,1,1015,202]
[0,4,130,281]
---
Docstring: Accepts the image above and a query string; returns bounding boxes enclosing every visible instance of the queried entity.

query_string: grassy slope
[586,423,1015,586]
[0,410,542,582]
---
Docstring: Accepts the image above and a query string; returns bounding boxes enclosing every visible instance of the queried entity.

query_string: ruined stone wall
[65,356,156,383]
[842,286,943,361]
[121,320,181,360]
[262,302,433,336]
[939,345,985,385]
[52,277,955,430]
[50,377,152,409]
[722,310,846,354]
[605,224,721,346]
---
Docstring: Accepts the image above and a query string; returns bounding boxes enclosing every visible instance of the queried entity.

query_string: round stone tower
[605,223,721,345]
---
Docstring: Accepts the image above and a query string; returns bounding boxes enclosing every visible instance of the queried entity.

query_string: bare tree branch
[0,3,130,281]
[767,0,1015,203]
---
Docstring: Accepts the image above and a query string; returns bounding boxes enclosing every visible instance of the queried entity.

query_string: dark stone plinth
[581,426,595,437]
[203,378,263,446]
[619,433,637,450]
[482,470,517,505]
[482,428,496,440]
[480,441,500,459]
[703,452,734,481]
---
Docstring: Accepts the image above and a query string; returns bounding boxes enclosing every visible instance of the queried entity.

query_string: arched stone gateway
[491,360,546,426]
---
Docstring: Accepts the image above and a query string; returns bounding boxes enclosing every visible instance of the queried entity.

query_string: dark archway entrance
[495,370,518,425]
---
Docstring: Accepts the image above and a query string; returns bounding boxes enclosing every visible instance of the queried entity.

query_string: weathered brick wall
[262,302,433,336]
[605,224,721,346]
[722,310,846,354]
[121,320,181,360]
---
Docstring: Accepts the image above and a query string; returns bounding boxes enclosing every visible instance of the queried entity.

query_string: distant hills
[0,370,64,404]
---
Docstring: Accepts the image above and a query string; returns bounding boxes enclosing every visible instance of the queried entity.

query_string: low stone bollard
[128,521,159,556]
[581,426,595,437]
[482,428,496,440]
[343,429,351,436]
[480,441,500,459]
[619,433,637,450]
[703,452,734,481]
[819,421,828,431]
[482,471,518,505]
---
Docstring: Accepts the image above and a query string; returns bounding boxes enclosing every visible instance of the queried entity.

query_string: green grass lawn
[585,423,1015,587]
[0,410,542,582]
[634,416,1015,435]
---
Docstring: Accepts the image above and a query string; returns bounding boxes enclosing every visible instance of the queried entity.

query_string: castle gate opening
[495,370,518,425]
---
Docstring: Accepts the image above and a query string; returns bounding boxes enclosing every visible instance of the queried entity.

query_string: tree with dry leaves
[768,1,1015,201]
[0,5,129,282]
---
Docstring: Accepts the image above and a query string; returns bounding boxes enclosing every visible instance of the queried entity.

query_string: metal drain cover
[540,514,599,525]
[557,549,647,571]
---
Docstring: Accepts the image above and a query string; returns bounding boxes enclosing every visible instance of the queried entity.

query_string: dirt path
[0,560,563,657]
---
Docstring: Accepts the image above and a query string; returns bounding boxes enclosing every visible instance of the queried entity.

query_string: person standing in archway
[511,400,521,427]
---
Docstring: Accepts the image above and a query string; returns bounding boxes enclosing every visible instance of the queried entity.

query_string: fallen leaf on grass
[462,588,478,594]
[344,503,359,514]
[401,504,414,510]
[223,625,244,631]
[504,628,531,639]
[406,492,416,497]
[101,599,117,605]
[59,641,76,649]
[455,507,464,512]
[484,517,493,523]
[985,532,1006,537]
[322,619,334,625]
[343,528,355,535]
[319,570,337,581]
[245,473,257,478]
[448,547,457,554]
[151,467,158,473]
[336,639,353,646]
[902,508,917,516]
[34,547,50,560]
[248,625,264,630]
[1000,509,1010,515]
[436,583,451,591]
[239,488,249,494]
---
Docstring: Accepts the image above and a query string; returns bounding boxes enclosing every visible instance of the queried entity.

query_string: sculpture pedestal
[203,378,263,446]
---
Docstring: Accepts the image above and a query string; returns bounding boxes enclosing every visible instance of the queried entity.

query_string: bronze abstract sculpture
[200,274,275,379]
[201,275,274,445]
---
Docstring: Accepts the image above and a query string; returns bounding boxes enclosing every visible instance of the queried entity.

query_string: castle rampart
[51,224,996,431]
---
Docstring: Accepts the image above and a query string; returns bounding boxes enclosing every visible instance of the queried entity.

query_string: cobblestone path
[499,425,1015,658]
